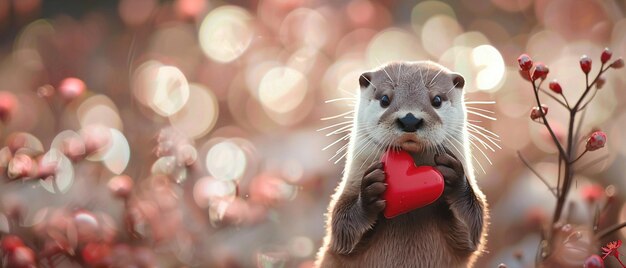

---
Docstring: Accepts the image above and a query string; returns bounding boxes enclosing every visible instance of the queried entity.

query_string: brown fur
[316,62,489,268]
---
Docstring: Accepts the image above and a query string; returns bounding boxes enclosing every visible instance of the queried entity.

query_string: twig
[531,80,568,160]
[517,151,557,197]
[538,87,568,108]
[596,221,626,240]
[571,149,588,164]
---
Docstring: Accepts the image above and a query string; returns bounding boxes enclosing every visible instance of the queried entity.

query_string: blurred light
[151,156,177,175]
[118,0,157,26]
[421,15,463,58]
[279,8,328,50]
[205,141,247,181]
[6,132,43,153]
[491,0,532,12]
[175,0,207,18]
[0,213,8,233]
[471,45,505,91]
[169,84,218,139]
[132,61,190,117]
[527,30,567,63]
[199,6,254,63]
[77,95,122,130]
[14,19,54,70]
[288,236,314,258]
[39,149,74,194]
[411,1,456,29]
[287,47,320,74]
[454,31,489,48]
[258,66,308,114]
[81,125,113,161]
[102,129,130,175]
[250,174,298,205]
[281,159,304,184]
[367,28,425,66]
[58,77,86,100]
[193,176,237,208]
[23,207,48,227]
[152,66,190,116]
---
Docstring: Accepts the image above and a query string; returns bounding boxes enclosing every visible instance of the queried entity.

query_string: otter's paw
[359,162,386,217]
[434,150,468,194]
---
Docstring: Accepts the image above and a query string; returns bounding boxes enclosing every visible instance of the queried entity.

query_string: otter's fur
[316,61,488,268]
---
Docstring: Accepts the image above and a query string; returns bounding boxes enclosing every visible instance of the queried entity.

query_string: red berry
[583,254,604,268]
[601,48,612,64]
[586,131,607,151]
[530,105,548,120]
[1,235,24,253]
[596,76,605,89]
[548,80,562,94]
[532,63,549,81]
[580,55,592,74]
[611,58,624,69]
[517,54,533,71]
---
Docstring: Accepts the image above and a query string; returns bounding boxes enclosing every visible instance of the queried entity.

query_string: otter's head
[355,61,466,154]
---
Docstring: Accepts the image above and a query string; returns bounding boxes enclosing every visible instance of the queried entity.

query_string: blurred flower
[1,235,24,253]
[601,48,612,64]
[586,131,607,151]
[532,63,549,81]
[5,246,36,268]
[82,242,111,267]
[584,254,605,268]
[580,55,592,74]
[7,154,34,179]
[601,240,622,260]
[0,91,17,123]
[81,125,112,155]
[549,80,562,94]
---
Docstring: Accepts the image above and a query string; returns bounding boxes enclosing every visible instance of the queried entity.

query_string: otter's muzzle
[396,113,424,132]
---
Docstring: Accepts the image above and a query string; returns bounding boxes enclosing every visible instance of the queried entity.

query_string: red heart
[381,150,444,218]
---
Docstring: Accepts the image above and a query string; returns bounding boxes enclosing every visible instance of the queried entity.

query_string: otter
[316,61,488,268]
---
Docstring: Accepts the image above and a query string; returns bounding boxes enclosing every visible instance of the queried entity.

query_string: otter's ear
[450,73,465,90]
[359,72,373,89]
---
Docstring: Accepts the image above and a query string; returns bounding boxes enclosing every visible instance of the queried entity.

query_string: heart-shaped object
[381,150,444,218]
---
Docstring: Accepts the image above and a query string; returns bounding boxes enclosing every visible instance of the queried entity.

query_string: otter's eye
[380,95,391,108]
[431,95,442,108]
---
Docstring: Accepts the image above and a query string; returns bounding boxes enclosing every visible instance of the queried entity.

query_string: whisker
[467,110,497,121]
[466,106,495,114]
[321,111,354,121]
[324,98,357,104]
[360,74,378,91]
[317,121,352,132]
[429,68,444,87]
[465,101,496,105]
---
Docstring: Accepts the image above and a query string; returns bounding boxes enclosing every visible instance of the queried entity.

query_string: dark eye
[380,95,390,108]
[432,95,442,108]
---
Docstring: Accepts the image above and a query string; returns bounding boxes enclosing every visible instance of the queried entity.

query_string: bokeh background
[0,0,625,267]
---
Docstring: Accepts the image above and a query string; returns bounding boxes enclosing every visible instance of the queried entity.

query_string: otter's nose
[396,113,423,132]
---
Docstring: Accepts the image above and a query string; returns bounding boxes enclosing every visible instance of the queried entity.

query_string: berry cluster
[516,49,624,268]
